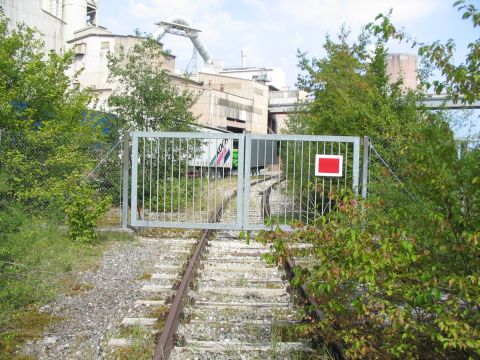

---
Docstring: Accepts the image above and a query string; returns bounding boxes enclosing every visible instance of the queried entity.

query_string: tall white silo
[62,0,88,42]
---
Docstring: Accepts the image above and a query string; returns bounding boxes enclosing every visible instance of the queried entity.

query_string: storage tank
[63,0,88,42]
[386,53,418,91]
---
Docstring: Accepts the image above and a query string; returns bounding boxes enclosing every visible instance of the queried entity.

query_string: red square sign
[315,155,343,177]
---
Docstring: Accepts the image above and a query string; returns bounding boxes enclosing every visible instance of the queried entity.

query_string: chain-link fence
[366,137,480,206]
[0,129,125,231]
[366,141,417,204]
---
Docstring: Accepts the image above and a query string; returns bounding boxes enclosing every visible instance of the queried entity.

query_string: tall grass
[0,217,132,357]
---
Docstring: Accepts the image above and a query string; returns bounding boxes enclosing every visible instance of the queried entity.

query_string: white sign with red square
[315,155,343,177]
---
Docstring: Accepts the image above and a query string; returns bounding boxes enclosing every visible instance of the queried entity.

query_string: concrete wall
[195,72,269,134]
[191,89,252,132]
[217,67,287,91]
[2,0,64,52]
[386,53,418,91]
[268,90,308,134]
[69,32,175,109]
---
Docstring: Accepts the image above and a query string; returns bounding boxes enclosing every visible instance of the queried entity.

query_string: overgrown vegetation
[260,1,479,358]
[0,14,118,354]
[0,9,202,356]
[106,326,155,360]
[0,218,132,356]
[64,182,112,242]
[0,12,111,242]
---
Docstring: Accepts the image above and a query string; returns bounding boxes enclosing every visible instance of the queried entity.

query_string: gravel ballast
[20,234,188,359]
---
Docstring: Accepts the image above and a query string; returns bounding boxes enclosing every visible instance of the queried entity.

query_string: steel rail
[152,177,271,360]
[262,181,346,360]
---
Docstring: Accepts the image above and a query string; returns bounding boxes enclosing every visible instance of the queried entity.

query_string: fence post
[121,131,130,229]
[361,136,370,199]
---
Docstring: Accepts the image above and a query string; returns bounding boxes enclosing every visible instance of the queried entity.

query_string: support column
[121,132,130,229]
[361,136,370,199]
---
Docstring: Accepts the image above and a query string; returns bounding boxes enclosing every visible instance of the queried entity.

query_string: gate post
[361,136,370,199]
[236,131,246,230]
[242,132,252,230]
[121,131,130,229]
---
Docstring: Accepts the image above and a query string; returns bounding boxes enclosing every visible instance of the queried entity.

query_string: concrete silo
[63,0,98,42]
[386,53,418,91]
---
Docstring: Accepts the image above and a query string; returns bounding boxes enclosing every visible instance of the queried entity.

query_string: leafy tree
[364,0,480,271]
[0,13,107,241]
[264,10,480,358]
[107,36,198,132]
[107,36,204,217]
[291,30,434,164]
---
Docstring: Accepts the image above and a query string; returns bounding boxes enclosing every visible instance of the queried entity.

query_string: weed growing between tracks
[106,326,155,360]
[0,221,133,358]
[269,318,334,360]
[149,305,170,332]
[107,305,169,360]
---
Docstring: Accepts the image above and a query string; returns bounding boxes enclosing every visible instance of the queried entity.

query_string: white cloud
[130,2,154,18]
[276,0,442,31]
[127,0,224,22]
[99,0,458,86]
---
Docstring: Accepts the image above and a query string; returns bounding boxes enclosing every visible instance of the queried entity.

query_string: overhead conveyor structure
[152,16,213,65]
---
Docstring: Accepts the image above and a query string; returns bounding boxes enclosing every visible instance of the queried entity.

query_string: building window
[227,117,246,124]
[101,41,110,50]
[75,43,86,55]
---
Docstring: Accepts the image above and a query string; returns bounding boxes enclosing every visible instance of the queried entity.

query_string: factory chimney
[241,48,248,68]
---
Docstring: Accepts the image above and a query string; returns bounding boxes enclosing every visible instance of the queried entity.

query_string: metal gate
[127,131,365,231]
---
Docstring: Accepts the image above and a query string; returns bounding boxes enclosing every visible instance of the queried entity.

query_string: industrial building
[7,1,410,134]
[2,1,291,134]
[65,24,275,134]
[2,0,99,53]
[66,15,289,135]
[66,26,177,109]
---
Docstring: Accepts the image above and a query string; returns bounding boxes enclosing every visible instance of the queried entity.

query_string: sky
[98,0,479,136]
[98,0,475,86]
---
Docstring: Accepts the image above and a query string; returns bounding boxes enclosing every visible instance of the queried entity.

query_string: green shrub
[0,197,25,236]
[0,174,26,237]
[259,192,480,359]
[64,183,111,243]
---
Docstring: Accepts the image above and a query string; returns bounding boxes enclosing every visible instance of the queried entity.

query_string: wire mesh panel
[130,132,245,230]
[243,134,360,231]
[0,129,124,228]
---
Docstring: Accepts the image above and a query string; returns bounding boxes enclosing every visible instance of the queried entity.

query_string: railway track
[168,178,312,359]
[104,132,362,359]
[107,178,318,359]
[267,183,345,360]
